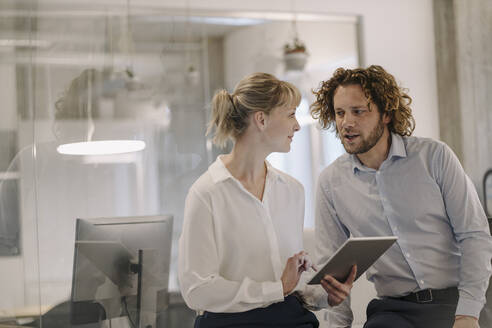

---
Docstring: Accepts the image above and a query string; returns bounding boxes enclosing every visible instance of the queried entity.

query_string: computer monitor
[70,215,173,328]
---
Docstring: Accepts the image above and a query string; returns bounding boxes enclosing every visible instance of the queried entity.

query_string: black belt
[390,287,459,304]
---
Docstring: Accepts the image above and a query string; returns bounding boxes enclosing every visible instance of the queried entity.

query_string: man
[310,65,492,328]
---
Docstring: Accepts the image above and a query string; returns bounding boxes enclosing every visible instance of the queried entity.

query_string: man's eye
[336,112,344,116]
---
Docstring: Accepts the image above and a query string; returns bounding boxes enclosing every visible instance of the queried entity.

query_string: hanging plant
[283,17,309,71]
[284,37,307,55]
[283,36,309,71]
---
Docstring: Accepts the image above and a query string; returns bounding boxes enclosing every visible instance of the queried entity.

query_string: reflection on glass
[0,3,359,327]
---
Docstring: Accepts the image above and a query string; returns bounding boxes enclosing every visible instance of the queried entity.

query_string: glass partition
[0,1,360,326]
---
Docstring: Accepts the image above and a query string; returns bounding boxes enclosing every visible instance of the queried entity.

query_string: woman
[178,73,354,327]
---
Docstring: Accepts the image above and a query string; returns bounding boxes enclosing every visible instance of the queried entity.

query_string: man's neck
[356,130,392,170]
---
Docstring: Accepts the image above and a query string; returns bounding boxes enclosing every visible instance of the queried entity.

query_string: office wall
[223,20,358,90]
[434,0,492,199]
[151,0,439,139]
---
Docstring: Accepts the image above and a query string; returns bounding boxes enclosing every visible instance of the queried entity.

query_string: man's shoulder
[319,153,352,184]
[403,135,447,155]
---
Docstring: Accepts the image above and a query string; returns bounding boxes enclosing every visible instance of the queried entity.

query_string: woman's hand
[321,264,357,307]
[281,251,316,296]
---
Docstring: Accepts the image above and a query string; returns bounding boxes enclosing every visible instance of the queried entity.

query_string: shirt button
[406,253,410,258]
[420,280,425,284]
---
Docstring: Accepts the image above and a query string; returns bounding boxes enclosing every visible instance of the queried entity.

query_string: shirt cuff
[301,285,329,310]
[455,295,485,319]
[262,280,285,303]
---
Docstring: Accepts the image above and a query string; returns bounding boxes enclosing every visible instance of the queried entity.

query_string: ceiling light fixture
[57,140,145,156]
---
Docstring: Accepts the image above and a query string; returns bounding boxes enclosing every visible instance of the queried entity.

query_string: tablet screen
[308,236,397,285]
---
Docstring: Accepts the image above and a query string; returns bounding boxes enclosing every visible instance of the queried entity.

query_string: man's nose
[342,113,355,129]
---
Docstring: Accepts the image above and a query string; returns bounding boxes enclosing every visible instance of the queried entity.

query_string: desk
[0,305,51,327]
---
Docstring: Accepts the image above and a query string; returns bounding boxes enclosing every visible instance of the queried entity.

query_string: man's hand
[453,315,479,328]
[321,264,357,306]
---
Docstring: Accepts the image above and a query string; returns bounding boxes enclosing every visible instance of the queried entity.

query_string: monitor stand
[130,248,169,328]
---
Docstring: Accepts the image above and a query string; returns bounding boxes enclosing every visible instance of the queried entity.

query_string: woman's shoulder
[268,165,304,193]
[188,169,216,198]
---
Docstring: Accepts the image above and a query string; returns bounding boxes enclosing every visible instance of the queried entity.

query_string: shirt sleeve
[313,173,353,325]
[178,187,285,313]
[436,142,492,318]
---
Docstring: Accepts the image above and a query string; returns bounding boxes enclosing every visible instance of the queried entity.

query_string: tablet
[307,236,397,285]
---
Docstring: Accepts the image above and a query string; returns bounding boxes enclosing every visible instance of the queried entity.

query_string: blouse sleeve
[178,188,285,313]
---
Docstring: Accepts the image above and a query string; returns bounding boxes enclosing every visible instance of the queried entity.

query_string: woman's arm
[178,188,285,313]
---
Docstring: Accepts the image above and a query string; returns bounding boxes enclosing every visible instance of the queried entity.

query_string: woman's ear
[252,111,267,131]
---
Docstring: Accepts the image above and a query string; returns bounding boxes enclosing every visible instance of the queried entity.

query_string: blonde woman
[178,73,355,328]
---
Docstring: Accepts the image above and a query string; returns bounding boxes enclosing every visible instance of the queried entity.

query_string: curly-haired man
[311,65,492,328]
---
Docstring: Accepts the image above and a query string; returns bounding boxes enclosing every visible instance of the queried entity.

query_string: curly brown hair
[310,65,415,136]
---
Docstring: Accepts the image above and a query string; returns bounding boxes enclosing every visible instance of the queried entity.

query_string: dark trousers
[194,295,319,328]
[363,297,457,328]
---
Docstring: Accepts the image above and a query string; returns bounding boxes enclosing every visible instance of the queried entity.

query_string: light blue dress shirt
[315,133,492,323]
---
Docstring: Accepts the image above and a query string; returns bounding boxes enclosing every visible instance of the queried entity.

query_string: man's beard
[340,119,385,154]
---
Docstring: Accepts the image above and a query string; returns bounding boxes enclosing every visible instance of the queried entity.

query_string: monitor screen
[70,215,173,328]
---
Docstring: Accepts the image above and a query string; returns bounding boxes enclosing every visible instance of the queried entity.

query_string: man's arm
[436,142,492,320]
[314,172,353,326]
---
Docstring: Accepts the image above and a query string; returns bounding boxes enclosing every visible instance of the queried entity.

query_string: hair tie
[228,94,238,113]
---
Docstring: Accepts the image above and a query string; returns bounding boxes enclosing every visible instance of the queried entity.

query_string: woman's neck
[222,140,268,183]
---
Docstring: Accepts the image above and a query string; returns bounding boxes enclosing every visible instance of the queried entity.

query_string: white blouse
[178,156,326,313]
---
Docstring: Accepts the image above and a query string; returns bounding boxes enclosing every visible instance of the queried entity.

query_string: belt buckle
[416,289,433,303]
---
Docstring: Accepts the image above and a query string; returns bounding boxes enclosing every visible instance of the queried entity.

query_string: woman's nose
[294,118,300,132]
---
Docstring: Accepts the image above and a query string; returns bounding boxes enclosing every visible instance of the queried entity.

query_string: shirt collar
[208,155,232,184]
[388,133,407,160]
[209,155,286,184]
[350,132,407,174]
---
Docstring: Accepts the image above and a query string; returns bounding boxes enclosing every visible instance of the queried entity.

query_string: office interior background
[0,0,491,327]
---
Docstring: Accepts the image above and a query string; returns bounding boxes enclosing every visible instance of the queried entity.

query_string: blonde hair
[311,65,415,136]
[207,72,301,147]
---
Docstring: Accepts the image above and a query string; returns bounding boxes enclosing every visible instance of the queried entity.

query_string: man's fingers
[321,268,355,307]
[321,278,349,298]
[323,275,344,290]
[346,265,357,284]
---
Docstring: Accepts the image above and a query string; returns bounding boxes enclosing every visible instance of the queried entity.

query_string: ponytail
[207,89,236,148]
[207,72,301,147]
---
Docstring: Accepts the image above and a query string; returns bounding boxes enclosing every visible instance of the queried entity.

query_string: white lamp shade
[57,140,146,156]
